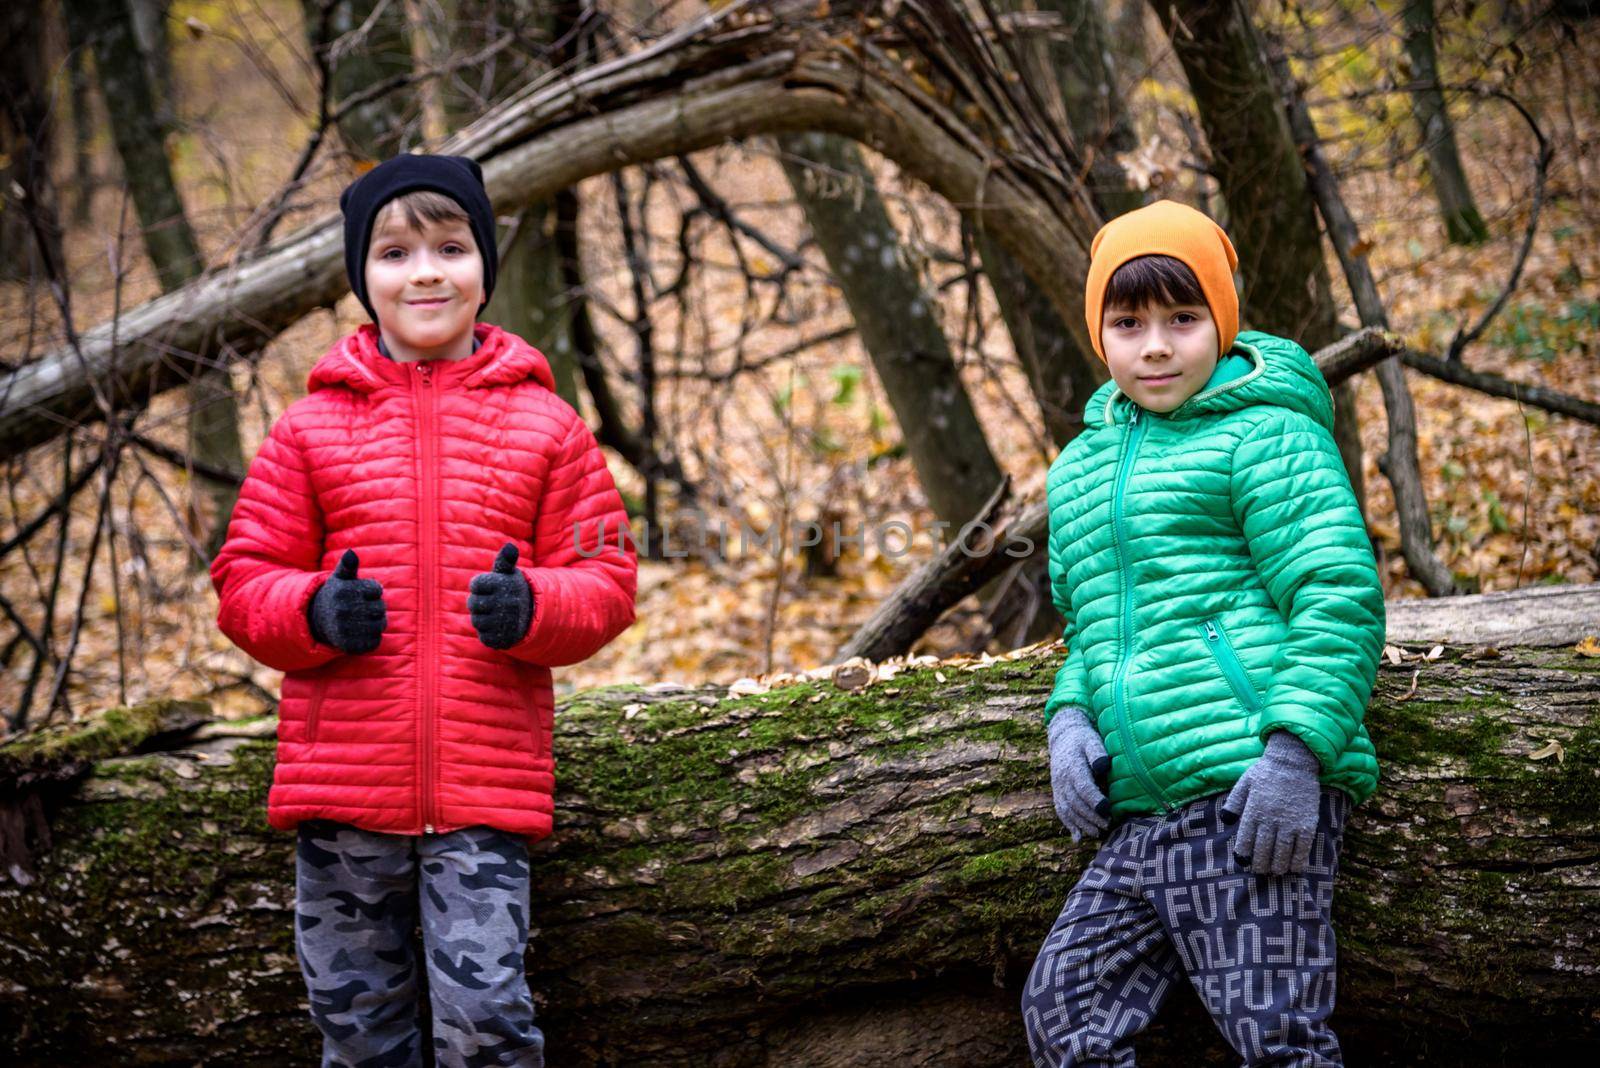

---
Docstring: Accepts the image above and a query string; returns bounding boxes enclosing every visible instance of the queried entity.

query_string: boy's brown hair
[370,190,474,245]
[1103,254,1207,315]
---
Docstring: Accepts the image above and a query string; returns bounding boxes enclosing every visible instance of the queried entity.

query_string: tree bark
[1149,0,1372,554]
[1027,0,1142,217]
[1151,0,1338,349]
[3,591,1599,1064]
[438,0,586,408]
[302,0,417,159]
[0,2,1102,462]
[0,3,65,288]
[779,131,1006,526]
[1400,0,1489,245]
[973,225,1109,450]
[968,4,1119,454]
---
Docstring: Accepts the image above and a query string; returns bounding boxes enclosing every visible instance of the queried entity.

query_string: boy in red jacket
[211,154,637,1067]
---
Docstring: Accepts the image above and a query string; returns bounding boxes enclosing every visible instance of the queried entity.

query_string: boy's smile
[1100,299,1221,414]
[364,211,485,362]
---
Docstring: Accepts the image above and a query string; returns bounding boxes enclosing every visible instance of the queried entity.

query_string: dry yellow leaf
[1575,636,1600,658]
[1529,739,1565,763]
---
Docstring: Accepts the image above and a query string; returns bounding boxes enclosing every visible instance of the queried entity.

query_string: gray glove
[307,549,387,655]
[1221,730,1322,875]
[1047,706,1112,842]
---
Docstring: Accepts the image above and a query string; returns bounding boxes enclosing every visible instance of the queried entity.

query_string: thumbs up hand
[468,542,533,650]
[308,549,388,655]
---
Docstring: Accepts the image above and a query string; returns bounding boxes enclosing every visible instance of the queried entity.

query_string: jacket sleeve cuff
[503,566,634,667]
[1256,715,1338,776]
[278,570,343,670]
[1044,702,1091,730]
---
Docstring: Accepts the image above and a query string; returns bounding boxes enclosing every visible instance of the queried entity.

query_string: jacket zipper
[414,361,439,834]
[1200,618,1263,713]
[1109,405,1170,811]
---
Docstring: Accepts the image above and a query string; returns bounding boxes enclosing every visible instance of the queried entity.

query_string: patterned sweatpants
[295,821,545,1068]
[1022,788,1350,1067]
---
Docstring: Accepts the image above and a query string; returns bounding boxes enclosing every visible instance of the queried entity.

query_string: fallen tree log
[2,598,1598,1065]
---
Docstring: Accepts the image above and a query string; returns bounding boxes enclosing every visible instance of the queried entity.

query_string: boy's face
[1100,298,1220,414]
[364,206,484,361]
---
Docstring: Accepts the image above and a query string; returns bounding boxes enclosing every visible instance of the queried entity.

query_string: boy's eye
[1173,312,1196,324]
[442,244,465,255]
[1114,317,1138,329]
[380,248,404,260]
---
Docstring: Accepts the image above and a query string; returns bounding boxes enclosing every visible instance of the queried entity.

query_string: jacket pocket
[1198,618,1263,717]
[306,677,329,745]
[523,684,547,760]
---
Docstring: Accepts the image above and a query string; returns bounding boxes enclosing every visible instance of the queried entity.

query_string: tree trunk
[126,0,176,133]
[1109,0,1149,78]
[436,0,585,408]
[1149,1,1369,532]
[63,0,246,566]
[1,4,1103,462]
[65,44,96,227]
[494,202,582,407]
[2,589,1599,1064]
[1151,0,1337,347]
[302,0,417,159]
[1029,0,1142,217]
[0,2,66,288]
[1401,0,1489,245]
[779,131,1006,526]
[970,3,1118,453]
[973,225,1107,448]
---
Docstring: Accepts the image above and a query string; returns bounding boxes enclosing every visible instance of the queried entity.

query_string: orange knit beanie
[1084,200,1240,364]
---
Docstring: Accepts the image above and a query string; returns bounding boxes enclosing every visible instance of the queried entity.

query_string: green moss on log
[0,697,211,776]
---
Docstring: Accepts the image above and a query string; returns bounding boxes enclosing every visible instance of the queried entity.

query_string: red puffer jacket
[211,322,637,840]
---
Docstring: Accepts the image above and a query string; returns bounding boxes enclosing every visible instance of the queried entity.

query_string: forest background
[0,0,1596,736]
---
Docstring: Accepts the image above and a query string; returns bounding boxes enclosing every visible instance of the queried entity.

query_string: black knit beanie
[339,154,498,322]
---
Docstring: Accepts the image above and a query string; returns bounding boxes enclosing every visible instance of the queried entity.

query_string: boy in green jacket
[1021,200,1385,1066]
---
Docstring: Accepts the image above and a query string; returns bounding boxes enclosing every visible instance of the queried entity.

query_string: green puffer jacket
[1044,330,1384,818]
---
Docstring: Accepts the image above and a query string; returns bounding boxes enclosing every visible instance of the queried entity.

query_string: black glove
[468,543,533,650]
[307,549,387,655]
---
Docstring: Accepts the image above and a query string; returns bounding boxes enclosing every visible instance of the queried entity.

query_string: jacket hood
[1082,330,1334,432]
[307,322,557,395]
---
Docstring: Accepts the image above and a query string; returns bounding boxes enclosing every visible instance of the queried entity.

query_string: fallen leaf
[1384,644,1405,666]
[1425,645,1445,661]
[1575,636,1600,658]
[1393,669,1421,701]
[831,660,874,691]
[1529,739,1566,763]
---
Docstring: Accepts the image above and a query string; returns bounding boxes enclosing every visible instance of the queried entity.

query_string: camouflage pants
[295,821,545,1068]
